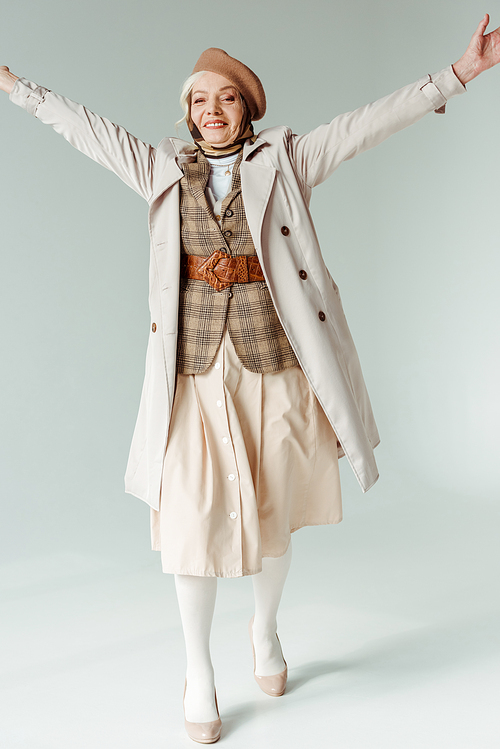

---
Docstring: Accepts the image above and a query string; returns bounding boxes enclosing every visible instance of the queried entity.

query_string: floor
[2,470,500,748]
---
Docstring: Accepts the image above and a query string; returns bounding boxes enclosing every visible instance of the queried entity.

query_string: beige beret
[192,48,266,121]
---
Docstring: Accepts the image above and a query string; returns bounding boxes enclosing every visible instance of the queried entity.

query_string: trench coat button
[227,291,233,298]
[223,230,232,237]
[299,269,307,280]
[281,226,290,236]
[151,323,157,332]
[318,311,326,322]
[228,474,235,481]
[229,511,238,519]
[225,209,233,217]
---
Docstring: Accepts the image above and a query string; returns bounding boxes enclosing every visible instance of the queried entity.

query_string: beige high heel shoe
[183,679,222,744]
[248,615,288,696]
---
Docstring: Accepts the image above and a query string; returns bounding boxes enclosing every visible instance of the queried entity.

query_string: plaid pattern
[177,151,299,374]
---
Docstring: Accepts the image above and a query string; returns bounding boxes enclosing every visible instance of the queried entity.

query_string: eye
[193,98,204,104]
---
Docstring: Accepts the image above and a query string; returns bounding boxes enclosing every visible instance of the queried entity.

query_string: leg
[251,540,292,676]
[174,574,219,722]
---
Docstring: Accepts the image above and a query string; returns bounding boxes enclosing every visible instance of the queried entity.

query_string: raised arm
[0,66,155,202]
[288,15,500,190]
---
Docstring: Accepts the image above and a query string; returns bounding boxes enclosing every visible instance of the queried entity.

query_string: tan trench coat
[9,66,465,511]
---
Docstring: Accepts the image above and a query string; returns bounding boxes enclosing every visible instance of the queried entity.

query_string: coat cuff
[419,64,466,114]
[9,77,50,117]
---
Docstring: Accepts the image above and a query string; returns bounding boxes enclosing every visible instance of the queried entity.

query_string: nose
[206,94,222,116]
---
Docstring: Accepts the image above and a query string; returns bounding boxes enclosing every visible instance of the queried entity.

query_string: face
[190,72,244,147]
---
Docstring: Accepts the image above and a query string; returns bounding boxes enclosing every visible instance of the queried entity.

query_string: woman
[1,16,499,744]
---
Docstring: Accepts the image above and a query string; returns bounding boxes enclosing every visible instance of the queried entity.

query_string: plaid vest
[176,151,299,374]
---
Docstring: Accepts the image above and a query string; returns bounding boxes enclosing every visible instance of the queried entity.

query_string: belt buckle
[199,249,233,291]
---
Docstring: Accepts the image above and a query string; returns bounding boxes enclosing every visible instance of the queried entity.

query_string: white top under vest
[205,153,239,221]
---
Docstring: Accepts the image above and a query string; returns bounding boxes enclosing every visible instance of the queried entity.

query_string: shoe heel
[183,678,222,744]
[249,615,288,697]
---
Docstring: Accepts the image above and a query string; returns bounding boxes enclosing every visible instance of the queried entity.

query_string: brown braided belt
[180,250,265,292]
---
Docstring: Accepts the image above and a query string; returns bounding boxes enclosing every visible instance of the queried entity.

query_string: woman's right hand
[0,66,19,94]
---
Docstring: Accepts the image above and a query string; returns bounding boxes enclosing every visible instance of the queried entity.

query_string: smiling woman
[190,73,244,147]
[1,16,500,744]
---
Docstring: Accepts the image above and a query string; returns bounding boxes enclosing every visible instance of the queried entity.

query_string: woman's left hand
[453,14,500,84]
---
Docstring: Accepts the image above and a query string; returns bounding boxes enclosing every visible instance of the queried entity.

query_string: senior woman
[2,16,500,743]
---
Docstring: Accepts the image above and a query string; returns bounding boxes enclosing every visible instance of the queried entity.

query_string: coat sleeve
[287,65,466,189]
[9,77,155,202]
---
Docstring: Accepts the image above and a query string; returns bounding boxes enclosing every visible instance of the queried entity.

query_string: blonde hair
[175,71,207,130]
[175,70,248,132]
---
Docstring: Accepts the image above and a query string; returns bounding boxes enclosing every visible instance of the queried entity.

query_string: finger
[477,12,490,35]
[471,13,489,41]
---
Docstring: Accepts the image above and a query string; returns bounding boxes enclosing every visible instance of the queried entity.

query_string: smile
[204,122,226,128]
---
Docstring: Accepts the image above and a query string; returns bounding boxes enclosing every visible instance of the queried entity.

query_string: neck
[189,116,256,158]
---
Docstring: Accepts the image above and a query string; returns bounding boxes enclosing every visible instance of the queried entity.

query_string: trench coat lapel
[150,157,183,205]
[240,138,276,260]
[150,137,197,205]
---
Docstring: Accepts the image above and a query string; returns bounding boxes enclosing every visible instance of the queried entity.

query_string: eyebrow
[192,86,237,96]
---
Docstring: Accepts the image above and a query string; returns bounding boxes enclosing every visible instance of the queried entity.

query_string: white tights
[175,541,292,722]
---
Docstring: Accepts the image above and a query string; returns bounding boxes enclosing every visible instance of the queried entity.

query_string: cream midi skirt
[150,326,342,577]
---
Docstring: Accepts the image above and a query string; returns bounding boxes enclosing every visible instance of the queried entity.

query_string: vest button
[318,311,326,322]
[225,209,233,217]
[215,214,221,221]
[299,269,307,280]
[224,230,232,237]
[281,226,290,236]
[152,322,157,332]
